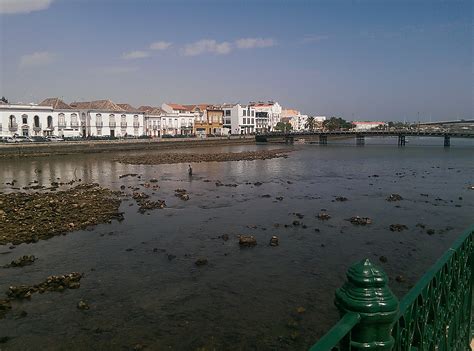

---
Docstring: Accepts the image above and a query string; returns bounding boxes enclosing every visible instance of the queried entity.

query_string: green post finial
[335,259,399,351]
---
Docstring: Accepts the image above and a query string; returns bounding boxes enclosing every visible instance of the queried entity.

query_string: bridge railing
[308,225,473,351]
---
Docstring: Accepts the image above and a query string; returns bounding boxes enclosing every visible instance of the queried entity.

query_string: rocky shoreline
[0,184,122,245]
[116,148,292,165]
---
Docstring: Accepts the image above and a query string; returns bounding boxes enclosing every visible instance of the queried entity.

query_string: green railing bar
[308,224,474,351]
[308,312,360,351]
[398,225,474,315]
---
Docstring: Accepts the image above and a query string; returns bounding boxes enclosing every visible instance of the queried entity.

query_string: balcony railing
[109,122,116,128]
[308,225,473,351]
[96,121,103,128]
[133,122,140,128]
[71,121,79,128]
[121,122,127,128]
[9,123,18,132]
[58,122,66,128]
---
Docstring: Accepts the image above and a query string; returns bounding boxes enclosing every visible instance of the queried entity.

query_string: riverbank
[0,136,255,158]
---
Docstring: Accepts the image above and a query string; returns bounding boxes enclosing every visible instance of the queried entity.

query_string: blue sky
[0,0,471,121]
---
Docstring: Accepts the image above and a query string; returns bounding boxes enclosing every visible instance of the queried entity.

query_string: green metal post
[335,259,399,351]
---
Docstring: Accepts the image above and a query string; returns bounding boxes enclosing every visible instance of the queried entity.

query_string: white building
[40,98,81,137]
[289,114,309,131]
[0,98,81,138]
[139,106,164,138]
[250,101,282,132]
[353,121,386,131]
[69,100,145,137]
[161,103,195,136]
[221,103,256,135]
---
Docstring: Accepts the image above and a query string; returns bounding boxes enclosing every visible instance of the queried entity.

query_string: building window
[251,111,255,117]
[22,114,28,124]
[59,113,66,127]
[109,114,116,128]
[251,118,254,124]
[243,110,247,117]
[47,116,53,128]
[225,110,231,116]
[71,113,78,126]
[96,113,102,127]
[34,115,40,128]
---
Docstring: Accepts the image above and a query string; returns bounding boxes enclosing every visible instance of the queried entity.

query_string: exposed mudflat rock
[0,184,122,245]
[115,149,292,165]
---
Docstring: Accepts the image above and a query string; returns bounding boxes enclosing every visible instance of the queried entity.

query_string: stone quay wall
[0,136,256,158]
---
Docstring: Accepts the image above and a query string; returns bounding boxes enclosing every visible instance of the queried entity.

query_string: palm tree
[305,116,316,131]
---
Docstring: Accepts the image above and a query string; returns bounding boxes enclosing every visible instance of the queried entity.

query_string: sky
[0,0,472,121]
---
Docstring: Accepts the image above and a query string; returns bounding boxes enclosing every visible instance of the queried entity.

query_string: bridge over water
[255,130,474,147]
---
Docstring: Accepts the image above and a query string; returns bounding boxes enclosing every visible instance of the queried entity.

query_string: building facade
[139,106,164,138]
[191,106,224,137]
[161,103,195,136]
[250,101,282,132]
[69,100,145,137]
[221,104,256,135]
[0,98,82,138]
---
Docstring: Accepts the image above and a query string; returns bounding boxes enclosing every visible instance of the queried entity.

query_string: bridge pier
[319,135,327,145]
[356,134,365,146]
[398,135,406,147]
[285,136,294,144]
[444,135,450,147]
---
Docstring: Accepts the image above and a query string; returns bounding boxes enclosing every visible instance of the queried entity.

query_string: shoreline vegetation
[0,184,122,245]
[116,148,293,165]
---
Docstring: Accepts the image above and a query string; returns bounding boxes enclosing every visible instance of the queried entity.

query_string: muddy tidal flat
[0,184,122,245]
[0,140,473,350]
[116,148,291,165]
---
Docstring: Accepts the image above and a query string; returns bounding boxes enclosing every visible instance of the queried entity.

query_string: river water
[0,137,473,350]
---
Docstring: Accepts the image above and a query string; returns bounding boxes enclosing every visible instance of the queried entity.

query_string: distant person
[188,165,193,176]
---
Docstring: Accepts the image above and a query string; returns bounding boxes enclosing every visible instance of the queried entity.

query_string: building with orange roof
[161,103,195,136]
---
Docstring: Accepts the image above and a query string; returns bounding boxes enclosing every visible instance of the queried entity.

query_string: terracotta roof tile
[39,98,73,110]
[166,103,192,111]
[69,100,125,112]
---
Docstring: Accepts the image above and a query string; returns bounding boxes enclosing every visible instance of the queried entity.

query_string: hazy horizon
[0,0,472,122]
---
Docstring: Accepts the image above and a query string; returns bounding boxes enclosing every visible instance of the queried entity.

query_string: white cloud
[121,50,150,60]
[0,0,53,15]
[19,51,56,68]
[149,41,172,50]
[301,35,329,44]
[103,66,139,74]
[183,40,232,56]
[235,38,276,49]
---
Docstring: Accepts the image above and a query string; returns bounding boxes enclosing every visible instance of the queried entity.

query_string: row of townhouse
[1,98,305,139]
[0,98,145,138]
